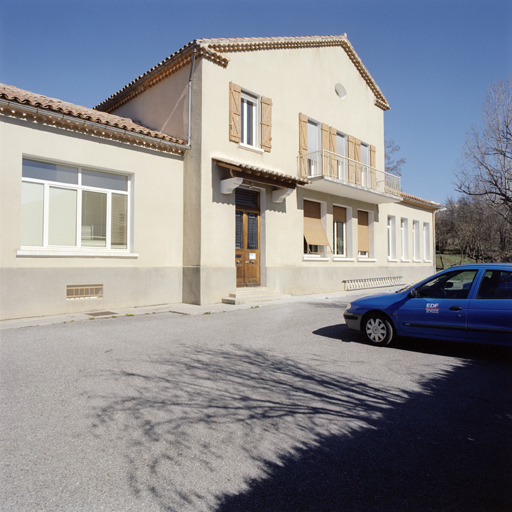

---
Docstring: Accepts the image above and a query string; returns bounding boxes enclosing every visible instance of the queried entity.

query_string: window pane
[81,191,106,247]
[477,271,512,299]
[247,213,258,250]
[23,159,78,185]
[21,182,44,246]
[334,221,345,255]
[48,187,77,246]
[417,270,477,299]
[111,194,127,249]
[82,170,128,191]
[236,211,243,249]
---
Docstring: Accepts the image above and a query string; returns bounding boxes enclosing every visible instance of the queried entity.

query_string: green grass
[436,253,475,271]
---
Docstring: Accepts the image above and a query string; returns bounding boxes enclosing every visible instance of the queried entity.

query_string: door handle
[449,306,462,311]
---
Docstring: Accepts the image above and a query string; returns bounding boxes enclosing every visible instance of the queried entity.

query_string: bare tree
[385,135,406,176]
[455,77,512,225]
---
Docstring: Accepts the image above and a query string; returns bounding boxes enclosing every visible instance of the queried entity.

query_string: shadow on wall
[92,344,512,512]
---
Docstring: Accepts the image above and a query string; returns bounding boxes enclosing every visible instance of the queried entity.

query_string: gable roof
[0,83,187,154]
[95,35,390,113]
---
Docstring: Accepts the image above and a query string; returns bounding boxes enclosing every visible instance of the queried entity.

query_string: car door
[467,269,512,343]
[396,269,479,340]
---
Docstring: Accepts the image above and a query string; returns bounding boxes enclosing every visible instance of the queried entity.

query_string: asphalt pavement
[1,289,511,512]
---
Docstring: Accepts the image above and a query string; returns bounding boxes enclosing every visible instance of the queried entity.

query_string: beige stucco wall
[186,45,434,303]
[110,65,190,141]
[0,116,184,320]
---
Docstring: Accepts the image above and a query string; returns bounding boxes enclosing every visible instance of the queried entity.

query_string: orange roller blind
[358,210,369,253]
[304,200,330,247]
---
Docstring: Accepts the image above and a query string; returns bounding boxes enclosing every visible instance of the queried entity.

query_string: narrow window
[401,218,409,260]
[423,222,431,261]
[333,206,346,256]
[387,216,396,260]
[413,221,421,261]
[358,210,370,257]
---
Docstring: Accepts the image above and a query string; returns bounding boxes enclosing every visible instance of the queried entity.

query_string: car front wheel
[363,314,394,346]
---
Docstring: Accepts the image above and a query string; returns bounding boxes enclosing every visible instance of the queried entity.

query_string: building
[0,35,439,320]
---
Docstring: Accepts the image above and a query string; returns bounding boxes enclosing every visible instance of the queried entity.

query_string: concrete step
[222,287,292,305]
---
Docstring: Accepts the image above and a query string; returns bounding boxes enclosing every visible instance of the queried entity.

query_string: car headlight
[345,303,352,311]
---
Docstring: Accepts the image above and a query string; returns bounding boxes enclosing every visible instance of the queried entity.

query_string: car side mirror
[408,288,421,298]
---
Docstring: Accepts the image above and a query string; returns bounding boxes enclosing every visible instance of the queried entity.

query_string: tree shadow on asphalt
[92,343,512,512]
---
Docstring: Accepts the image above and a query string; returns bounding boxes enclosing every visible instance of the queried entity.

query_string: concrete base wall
[0,267,182,320]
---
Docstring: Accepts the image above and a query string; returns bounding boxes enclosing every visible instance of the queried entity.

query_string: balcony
[298,150,402,204]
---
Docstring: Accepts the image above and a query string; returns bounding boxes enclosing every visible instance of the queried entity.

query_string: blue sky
[1,0,510,204]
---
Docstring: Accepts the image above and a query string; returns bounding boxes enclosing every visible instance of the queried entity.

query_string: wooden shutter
[354,139,362,185]
[299,113,308,178]
[333,206,346,223]
[304,200,330,247]
[347,135,356,184]
[358,210,370,253]
[260,96,272,152]
[370,145,377,189]
[229,82,241,143]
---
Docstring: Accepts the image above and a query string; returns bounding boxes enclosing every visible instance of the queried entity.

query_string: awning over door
[214,157,309,189]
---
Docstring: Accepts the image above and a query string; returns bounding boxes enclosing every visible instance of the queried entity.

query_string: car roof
[441,263,512,271]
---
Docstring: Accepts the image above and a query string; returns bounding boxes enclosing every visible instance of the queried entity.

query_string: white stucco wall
[0,116,184,319]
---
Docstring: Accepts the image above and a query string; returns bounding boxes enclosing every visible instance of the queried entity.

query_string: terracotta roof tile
[95,34,390,113]
[0,83,186,148]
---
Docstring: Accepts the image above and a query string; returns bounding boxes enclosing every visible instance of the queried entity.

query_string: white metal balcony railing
[298,150,401,198]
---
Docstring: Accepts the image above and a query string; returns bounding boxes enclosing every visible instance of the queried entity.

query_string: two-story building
[0,35,439,320]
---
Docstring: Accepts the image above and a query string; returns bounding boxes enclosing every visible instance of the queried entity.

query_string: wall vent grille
[66,285,103,300]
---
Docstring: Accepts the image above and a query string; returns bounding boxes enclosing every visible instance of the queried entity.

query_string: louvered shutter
[299,113,308,178]
[354,138,362,185]
[229,82,241,143]
[260,96,272,152]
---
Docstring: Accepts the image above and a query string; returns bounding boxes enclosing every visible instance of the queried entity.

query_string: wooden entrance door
[235,189,260,287]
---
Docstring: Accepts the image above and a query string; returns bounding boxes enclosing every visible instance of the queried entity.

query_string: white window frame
[240,90,259,148]
[307,119,321,177]
[413,220,421,262]
[19,159,133,257]
[360,142,370,188]
[401,218,410,261]
[423,222,432,262]
[387,215,397,261]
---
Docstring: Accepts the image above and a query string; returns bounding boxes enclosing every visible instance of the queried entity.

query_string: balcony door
[235,189,260,287]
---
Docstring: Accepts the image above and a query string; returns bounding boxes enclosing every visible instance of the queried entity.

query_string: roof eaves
[94,40,228,113]
[201,35,390,111]
[0,83,187,154]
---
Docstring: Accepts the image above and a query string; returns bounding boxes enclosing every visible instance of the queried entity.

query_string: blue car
[343,264,512,346]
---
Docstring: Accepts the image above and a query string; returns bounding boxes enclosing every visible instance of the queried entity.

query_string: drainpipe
[186,42,197,148]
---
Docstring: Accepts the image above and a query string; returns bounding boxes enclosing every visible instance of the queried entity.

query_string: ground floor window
[357,210,370,258]
[21,159,130,250]
[303,199,329,254]
[333,205,346,256]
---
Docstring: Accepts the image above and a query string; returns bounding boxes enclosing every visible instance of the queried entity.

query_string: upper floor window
[21,159,130,251]
[229,82,272,152]
[423,222,432,261]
